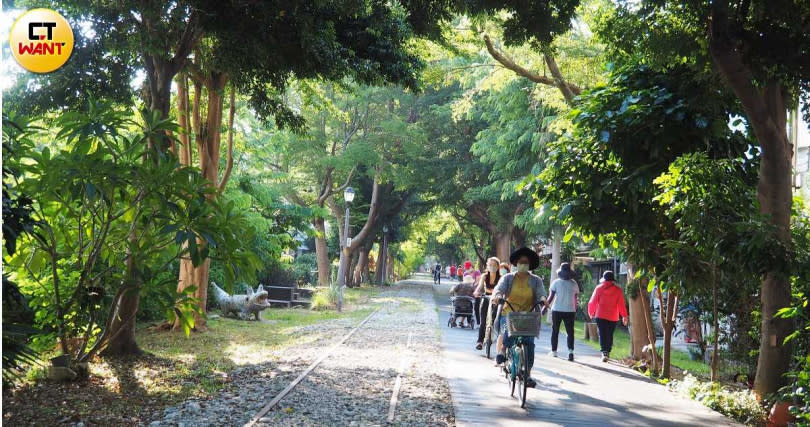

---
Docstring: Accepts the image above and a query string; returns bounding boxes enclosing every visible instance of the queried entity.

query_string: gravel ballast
[147,282,454,426]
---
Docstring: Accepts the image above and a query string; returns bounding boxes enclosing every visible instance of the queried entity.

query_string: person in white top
[545,262,579,361]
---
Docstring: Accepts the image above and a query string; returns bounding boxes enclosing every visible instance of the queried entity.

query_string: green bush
[4,104,262,365]
[291,253,318,286]
[780,355,810,424]
[257,261,297,287]
[668,374,767,425]
[310,285,339,311]
[774,208,810,423]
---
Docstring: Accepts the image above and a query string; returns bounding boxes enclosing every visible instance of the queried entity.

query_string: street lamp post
[338,187,355,312]
[380,225,389,285]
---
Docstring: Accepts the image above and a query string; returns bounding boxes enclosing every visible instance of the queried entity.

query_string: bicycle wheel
[519,343,529,408]
[485,333,492,359]
[508,350,516,396]
[509,368,516,397]
[514,345,524,405]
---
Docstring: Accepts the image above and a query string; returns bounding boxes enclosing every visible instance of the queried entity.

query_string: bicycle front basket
[506,311,541,337]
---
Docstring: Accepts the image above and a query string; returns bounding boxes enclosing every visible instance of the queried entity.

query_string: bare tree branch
[483,34,581,103]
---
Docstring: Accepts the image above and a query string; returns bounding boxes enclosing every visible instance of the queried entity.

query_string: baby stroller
[448,296,476,329]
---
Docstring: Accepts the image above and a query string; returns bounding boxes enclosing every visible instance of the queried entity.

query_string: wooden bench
[263,285,312,308]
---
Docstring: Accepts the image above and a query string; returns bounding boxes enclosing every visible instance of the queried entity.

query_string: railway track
[244,282,439,426]
[243,308,380,426]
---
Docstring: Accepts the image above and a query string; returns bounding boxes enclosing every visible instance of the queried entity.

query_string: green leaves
[4,104,268,359]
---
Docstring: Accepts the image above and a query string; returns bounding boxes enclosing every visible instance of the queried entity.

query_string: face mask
[517,263,530,273]
[499,268,508,275]
[487,266,497,272]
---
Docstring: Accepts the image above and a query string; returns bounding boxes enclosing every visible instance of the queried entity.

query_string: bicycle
[495,300,542,408]
[480,295,498,359]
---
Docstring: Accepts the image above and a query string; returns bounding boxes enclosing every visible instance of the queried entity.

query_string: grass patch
[573,320,718,378]
[4,285,384,426]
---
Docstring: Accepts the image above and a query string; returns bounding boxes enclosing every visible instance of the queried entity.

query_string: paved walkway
[424,274,739,427]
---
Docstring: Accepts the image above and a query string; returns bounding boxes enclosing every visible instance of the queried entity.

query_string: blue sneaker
[496,354,506,365]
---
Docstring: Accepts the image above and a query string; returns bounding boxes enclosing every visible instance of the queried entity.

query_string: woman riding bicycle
[473,256,501,350]
[492,247,548,388]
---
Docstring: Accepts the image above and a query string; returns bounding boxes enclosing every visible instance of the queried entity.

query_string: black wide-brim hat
[509,247,540,270]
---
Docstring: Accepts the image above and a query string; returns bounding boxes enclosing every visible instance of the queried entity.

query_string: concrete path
[422,273,739,427]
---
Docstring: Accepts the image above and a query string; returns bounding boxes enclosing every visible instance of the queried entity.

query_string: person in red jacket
[449,264,457,281]
[588,271,628,362]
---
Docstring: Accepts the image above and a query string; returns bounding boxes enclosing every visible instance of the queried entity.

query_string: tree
[594,0,810,397]
[16,0,445,346]
[413,41,530,262]
[463,6,605,280]
[2,114,39,384]
[3,104,259,366]
[536,63,752,377]
[654,152,764,381]
[468,79,560,260]
[169,0,448,320]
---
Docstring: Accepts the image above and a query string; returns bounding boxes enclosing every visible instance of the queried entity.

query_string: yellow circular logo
[9,9,74,73]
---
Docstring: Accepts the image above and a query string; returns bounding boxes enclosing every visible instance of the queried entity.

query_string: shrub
[668,374,767,425]
[257,261,297,287]
[4,105,261,366]
[311,285,339,311]
[291,253,318,286]
[780,355,810,424]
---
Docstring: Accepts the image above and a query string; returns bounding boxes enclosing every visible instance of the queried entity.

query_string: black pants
[551,311,576,352]
[476,297,492,343]
[474,297,482,325]
[595,317,618,355]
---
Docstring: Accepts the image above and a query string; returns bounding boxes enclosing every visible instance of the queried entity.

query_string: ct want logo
[9,9,74,73]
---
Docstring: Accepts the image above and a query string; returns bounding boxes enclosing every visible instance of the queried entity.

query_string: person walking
[457,264,464,282]
[473,257,501,350]
[587,271,628,362]
[546,262,579,361]
[465,260,482,325]
[433,263,442,284]
[492,247,548,388]
[449,264,457,282]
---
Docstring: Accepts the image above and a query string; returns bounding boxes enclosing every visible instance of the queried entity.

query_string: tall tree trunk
[375,237,385,285]
[352,239,372,287]
[313,217,330,286]
[174,72,228,331]
[710,6,794,396]
[334,173,380,288]
[661,318,673,378]
[361,248,371,285]
[550,226,563,282]
[347,251,359,288]
[145,58,175,124]
[105,61,176,353]
[102,244,142,356]
[387,251,394,281]
[493,230,512,262]
[627,264,651,360]
[638,278,660,373]
[658,289,678,379]
[177,73,192,166]
[750,86,793,396]
[105,18,201,353]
